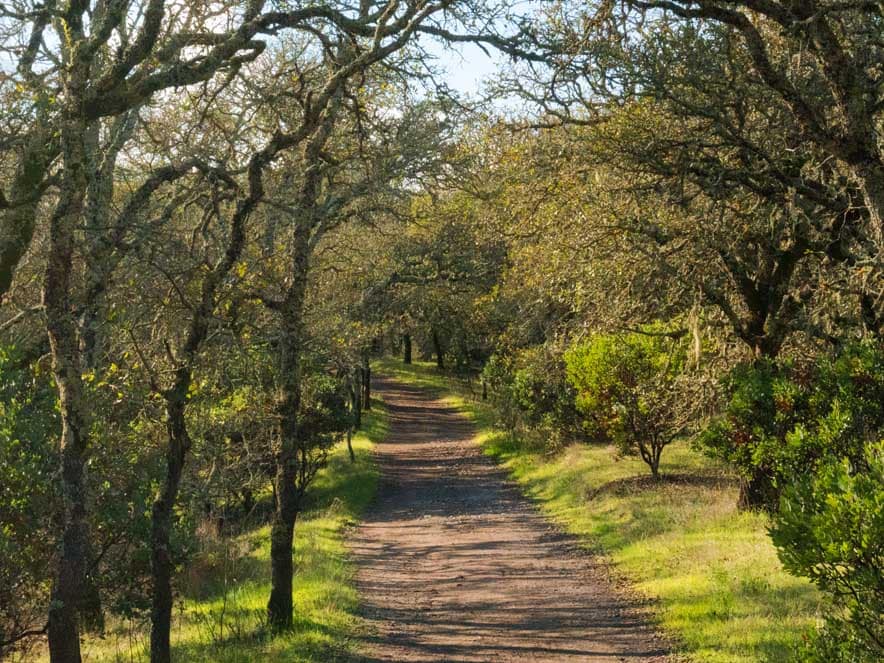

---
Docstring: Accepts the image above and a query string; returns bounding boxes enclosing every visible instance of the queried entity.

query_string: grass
[377,358,822,663]
[65,405,387,663]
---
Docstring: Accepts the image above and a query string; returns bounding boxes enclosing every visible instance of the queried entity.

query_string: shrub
[0,346,59,654]
[698,342,883,509]
[565,330,694,478]
[482,345,585,446]
[481,352,521,432]
[770,441,884,662]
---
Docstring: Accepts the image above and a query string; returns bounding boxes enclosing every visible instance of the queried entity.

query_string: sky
[433,41,502,97]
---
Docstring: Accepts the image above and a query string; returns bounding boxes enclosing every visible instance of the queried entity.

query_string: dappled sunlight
[351,374,669,661]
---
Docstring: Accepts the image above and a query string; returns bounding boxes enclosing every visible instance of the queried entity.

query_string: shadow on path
[349,376,671,662]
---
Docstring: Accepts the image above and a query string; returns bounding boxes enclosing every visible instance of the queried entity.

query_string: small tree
[565,329,694,478]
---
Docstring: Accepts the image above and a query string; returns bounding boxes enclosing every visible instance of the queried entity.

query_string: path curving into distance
[349,376,671,662]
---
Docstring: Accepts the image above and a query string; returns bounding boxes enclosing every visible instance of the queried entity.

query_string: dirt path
[349,377,670,662]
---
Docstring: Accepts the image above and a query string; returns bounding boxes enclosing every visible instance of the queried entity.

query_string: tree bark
[268,230,311,631]
[150,399,190,663]
[46,52,91,663]
[362,355,371,411]
[432,329,445,369]
[351,369,363,430]
[0,129,55,299]
[402,333,412,364]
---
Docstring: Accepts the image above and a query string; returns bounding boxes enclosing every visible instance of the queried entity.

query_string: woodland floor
[349,376,672,662]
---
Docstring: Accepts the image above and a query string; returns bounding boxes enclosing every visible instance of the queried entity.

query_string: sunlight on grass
[379,359,822,663]
[72,406,387,663]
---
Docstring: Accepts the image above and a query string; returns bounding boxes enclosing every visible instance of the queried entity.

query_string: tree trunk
[0,128,54,299]
[46,70,91,663]
[650,445,662,480]
[242,489,254,514]
[737,468,778,511]
[362,355,371,411]
[402,333,412,364]
[46,392,89,663]
[148,144,252,659]
[149,397,191,663]
[268,340,300,631]
[351,370,362,430]
[268,231,310,631]
[432,329,444,369]
[347,429,355,463]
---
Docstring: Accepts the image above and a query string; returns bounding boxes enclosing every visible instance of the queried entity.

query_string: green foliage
[75,407,385,662]
[565,329,692,477]
[0,346,58,648]
[482,345,585,445]
[770,442,884,663]
[298,372,351,447]
[698,342,884,507]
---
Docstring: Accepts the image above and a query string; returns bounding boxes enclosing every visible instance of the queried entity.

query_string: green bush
[565,330,693,478]
[482,346,585,445]
[0,346,58,653]
[770,441,884,662]
[481,352,521,432]
[698,342,883,509]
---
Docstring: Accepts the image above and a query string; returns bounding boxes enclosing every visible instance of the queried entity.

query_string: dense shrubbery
[0,347,58,649]
[698,343,884,509]
[565,330,694,478]
[482,345,585,446]
[478,333,883,661]
[771,441,884,662]
[695,343,884,660]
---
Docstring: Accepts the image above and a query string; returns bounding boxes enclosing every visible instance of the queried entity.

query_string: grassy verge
[72,405,387,663]
[377,359,821,663]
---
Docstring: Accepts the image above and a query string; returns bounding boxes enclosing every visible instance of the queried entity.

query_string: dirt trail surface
[349,377,670,662]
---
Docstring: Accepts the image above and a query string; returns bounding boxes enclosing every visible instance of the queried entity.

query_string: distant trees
[362,191,508,370]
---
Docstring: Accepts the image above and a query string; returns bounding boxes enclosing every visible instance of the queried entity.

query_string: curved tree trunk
[147,153,253,662]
